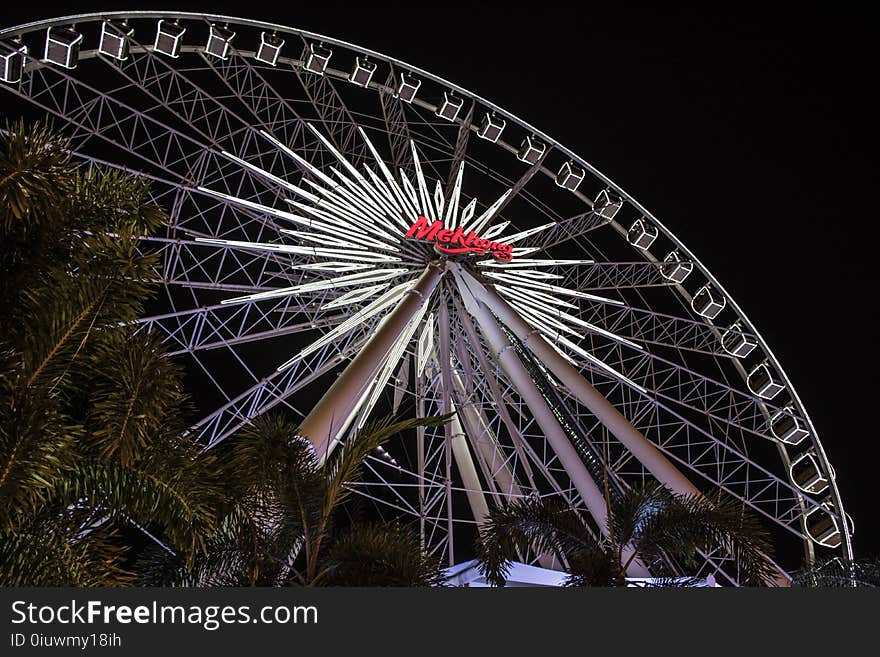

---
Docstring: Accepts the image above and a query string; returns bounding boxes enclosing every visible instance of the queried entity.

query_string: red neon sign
[405,216,514,262]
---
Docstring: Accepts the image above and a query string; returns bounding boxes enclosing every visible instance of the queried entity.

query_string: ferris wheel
[0,12,853,584]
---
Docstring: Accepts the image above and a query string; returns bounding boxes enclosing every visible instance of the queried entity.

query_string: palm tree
[1,119,448,588]
[476,482,778,587]
[321,523,447,587]
[0,119,225,585]
[139,412,451,587]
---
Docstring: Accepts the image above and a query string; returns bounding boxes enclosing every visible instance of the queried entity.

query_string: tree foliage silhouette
[0,120,224,585]
[139,412,451,587]
[476,482,777,587]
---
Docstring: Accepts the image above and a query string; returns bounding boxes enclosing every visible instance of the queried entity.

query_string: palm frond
[633,487,777,586]
[563,546,622,587]
[632,576,704,588]
[792,556,880,588]
[53,461,218,562]
[228,413,321,497]
[322,413,453,518]
[0,383,79,528]
[0,507,133,586]
[172,414,322,586]
[608,480,674,559]
[477,496,600,587]
[0,118,73,231]
[320,523,446,587]
[85,330,188,466]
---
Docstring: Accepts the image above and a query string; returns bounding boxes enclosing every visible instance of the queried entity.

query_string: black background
[1,3,877,558]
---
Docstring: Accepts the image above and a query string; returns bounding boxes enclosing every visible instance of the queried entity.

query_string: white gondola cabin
[44,27,82,69]
[721,320,757,357]
[517,135,545,165]
[349,56,376,86]
[691,284,726,319]
[593,189,622,220]
[205,25,235,60]
[256,33,284,66]
[0,42,26,83]
[805,502,852,549]
[790,453,829,495]
[627,218,658,250]
[555,161,584,191]
[154,20,186,58]
[98,20,133,61]
[661,250,693,284]
[303,43,332,74]
[436,92,463,121]
[770,404,809,444]
[397,73,420,102]
[477,113,506,142]
[748,361,784,400]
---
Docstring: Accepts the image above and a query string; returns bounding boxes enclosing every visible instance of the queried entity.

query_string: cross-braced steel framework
[0,12,853,584]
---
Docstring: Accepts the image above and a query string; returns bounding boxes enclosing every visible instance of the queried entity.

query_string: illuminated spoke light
[357,301,432,430]
[496,284,579,310]
[496,222,555,245]
[213,123,652,454]
[221,268,410,305]
[484,271,623,305]
[293,262,375,272]
[478,258,594,268]
[195,237,403,264]
[320,283,388,310]
[277,280,415,370]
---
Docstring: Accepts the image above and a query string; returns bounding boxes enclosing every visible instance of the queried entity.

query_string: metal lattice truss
[0,12,852,582]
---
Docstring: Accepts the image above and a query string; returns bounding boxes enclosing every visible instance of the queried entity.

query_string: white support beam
[451,374,560,571]
[297,262,445,457]
[438,301,455,567]
[462,269,790,586]
[449,402,490,526]
[461,268,701,498]
[450,264,649,578]
[452,371,523,501]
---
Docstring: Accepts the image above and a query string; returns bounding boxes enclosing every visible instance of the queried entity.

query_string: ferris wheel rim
[0,10,852,566]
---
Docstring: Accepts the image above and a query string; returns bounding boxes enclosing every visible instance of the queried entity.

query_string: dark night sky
[2,3,877,557]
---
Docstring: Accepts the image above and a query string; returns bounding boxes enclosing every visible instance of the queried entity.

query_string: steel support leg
[451,265,649,577]
[297,262,445,457]
[449,403,490,525]
[460,268,700,497]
